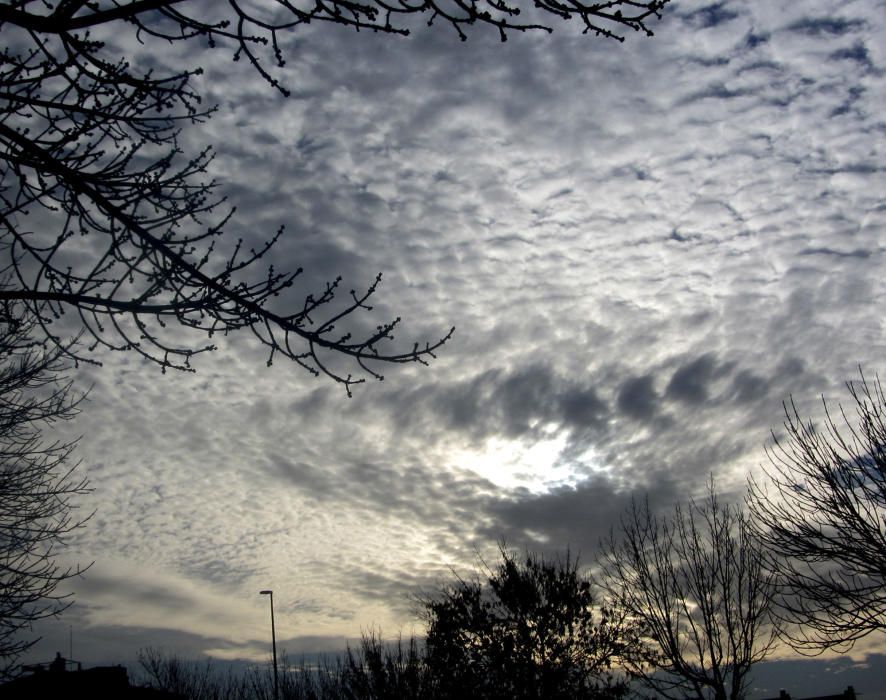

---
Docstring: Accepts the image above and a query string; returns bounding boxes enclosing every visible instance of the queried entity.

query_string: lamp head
[259,590,272,595]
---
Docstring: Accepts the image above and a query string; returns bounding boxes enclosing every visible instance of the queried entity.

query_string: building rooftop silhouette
[765,687,858,700]
[0,653,185,700]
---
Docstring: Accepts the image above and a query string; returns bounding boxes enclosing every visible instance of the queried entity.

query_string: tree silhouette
[0,1,670,392]
[0,303,89,678]
[139,632,434,699]
[597,483,778,700]
[748,372,886,652]
[338,630,432,700]
[421,545,636,700]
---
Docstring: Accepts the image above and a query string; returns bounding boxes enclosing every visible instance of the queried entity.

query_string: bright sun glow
[450,428,595,493]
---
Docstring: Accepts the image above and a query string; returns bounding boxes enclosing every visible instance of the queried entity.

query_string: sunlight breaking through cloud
[451,430,600,494]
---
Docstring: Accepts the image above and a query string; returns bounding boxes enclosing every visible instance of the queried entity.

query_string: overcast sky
[19,0,886,696]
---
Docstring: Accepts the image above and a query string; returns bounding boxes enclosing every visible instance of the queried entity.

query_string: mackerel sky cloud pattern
[24,1,886,691]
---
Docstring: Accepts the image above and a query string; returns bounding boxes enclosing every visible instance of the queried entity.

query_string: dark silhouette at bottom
[0,652,184,699]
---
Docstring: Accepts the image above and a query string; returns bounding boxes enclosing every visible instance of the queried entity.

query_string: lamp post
[259,589,278,700]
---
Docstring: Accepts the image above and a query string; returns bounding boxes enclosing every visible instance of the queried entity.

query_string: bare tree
[0,1,670,392]
[0,304,89,678]
[596,483,779,700]
[747,373,886,653]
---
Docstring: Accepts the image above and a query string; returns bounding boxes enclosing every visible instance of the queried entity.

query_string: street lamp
[259,589,279,700]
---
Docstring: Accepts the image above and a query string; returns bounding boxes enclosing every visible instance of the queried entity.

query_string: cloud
[17,0,886,673]
[785,17,867,37]
[665,354,723,405]
[480,474,678,558]
[616,374,659,420]
[680,2,744,30]
[70,559,267,646]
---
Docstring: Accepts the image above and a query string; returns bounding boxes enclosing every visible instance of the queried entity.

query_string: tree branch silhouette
[747,372,886,653]
[1,1,669,391]
[0,304,90,677]
[421,544,638,699]
[597,483,779,700]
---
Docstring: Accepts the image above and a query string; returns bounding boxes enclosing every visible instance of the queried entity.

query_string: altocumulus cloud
[23,0,886,673]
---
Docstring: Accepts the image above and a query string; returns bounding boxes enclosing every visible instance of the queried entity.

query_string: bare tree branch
[0,303,90,678]
[0,0,669,391]
[747,371,886,653]
[597,481,779,700]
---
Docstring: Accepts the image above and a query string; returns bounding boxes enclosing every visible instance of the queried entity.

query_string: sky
[14,0,886,696]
